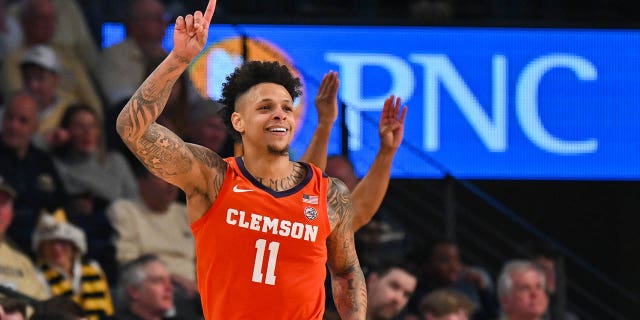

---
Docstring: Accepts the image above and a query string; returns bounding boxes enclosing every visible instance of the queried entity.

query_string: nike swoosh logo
[233,185,253,193]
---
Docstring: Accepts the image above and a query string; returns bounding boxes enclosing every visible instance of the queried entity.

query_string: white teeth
[270,128,287,132]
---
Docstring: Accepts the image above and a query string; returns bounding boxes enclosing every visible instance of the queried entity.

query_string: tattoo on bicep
[327,177,352,228]
[133,125,193,178]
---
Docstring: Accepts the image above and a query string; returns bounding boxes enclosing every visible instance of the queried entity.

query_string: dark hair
[53,104,104,158]
[371,258,419,280]
[0,297,27,317]
[31,296,85,320]
[220,60,302,142]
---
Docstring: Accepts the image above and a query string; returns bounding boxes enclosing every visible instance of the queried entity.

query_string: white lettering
[225,209,320,242]
[304,225,318,242]
[238,211,249,228]
[325,52,415,150]
[279,220,291,237]
[410,54,507,152]
[226,208,238,225]
[516,54,598,154]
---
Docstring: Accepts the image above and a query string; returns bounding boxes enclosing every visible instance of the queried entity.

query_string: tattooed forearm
[130,124,193,178]
[255,162,306,191]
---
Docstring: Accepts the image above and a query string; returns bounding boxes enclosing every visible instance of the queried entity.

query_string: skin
[500,269,549,320]
[129,261,174,320]
[21,0,56,46]
[115,1,366,318]
[301,73,407,231]
[21,65,60,108]
[66,109,100,155]
[0,93,39,159]
[40,239,75,275]
[0,192,14,238]
[366,268,417,320]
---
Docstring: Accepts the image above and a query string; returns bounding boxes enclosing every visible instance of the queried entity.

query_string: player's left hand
[172,0,217,61]
[379,95,407,153]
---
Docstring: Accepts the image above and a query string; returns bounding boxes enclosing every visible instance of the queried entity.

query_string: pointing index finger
[203,0,217,25]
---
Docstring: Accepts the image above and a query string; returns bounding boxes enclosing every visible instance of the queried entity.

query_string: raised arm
[116,0,222,221]
[351,95,407,231]
[299,71,339,169]
[326,177,367,319]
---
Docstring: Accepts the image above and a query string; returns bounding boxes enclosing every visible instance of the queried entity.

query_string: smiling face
[232,82,295,156]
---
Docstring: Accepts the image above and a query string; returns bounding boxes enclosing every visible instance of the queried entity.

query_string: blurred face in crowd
[129,0,168,44]
[367,268,417,320]
[501,269,548,319]
[22,64,60,107]
[429,243,462,285]
[190,114,228,153]
[130,261,174,317]
[138,173,178,212]
[22,0,56,45]
[325,156,358,191]
[67,109,100,155]
[1,94,39,153]
[0,192,14,238]
[40,239,76,273]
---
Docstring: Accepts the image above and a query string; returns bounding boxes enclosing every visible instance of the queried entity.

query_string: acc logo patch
[304,207,317,221]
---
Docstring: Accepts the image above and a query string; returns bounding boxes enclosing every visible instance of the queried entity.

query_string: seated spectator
[115,254,177,320]
[50,104,138,280]
[18,45,80,147]
[497,260,548,320]
[31,209,114,320]
[419,289,476,320]
[185,98,234,157]
[1,0,103,115]
[0,297,27,320]
[107,165,201,318]
[0,91,68,254]
[5,0,100,73]
[410,240,498,320]
[97,0,169,109]
[0,176,49,302]
[365,259,419,320]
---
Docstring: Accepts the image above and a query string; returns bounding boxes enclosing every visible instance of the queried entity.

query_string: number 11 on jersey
[252,239,280,285]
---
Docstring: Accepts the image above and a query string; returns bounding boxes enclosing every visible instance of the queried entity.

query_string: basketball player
[115,1,366,319]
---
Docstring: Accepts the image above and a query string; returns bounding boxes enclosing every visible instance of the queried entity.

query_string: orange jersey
[191,157,331,319]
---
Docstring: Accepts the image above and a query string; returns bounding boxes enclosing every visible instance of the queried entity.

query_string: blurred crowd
[0,0,584,319]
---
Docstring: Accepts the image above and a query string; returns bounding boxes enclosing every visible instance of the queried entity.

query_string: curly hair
[219,61,302,142]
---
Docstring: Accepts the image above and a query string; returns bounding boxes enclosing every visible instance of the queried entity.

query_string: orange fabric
[191,157,331,319]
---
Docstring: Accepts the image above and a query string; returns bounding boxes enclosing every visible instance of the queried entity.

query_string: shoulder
[326,177,352,229]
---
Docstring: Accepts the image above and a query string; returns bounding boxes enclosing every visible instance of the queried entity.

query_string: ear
[231,112,244,134]
[367,272,379,288]
[127,285,140,300]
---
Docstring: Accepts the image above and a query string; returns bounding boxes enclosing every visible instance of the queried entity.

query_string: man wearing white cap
[32,209,114,319]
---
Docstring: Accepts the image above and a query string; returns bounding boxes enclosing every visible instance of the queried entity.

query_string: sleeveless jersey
[191,157,331,320]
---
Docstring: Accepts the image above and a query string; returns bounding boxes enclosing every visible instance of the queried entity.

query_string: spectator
[32,209,114,320]
[410,240,498,320]
[365,260,419,320]
[1,0,103,115]
[115,254,177,320]
[0,297,27,320]
[50,104,138,279]
[0,0,21,63]
[529,245,579,320]
[497,260,548,320]
[419,289,476,320]
[6,0,100,73]
[18,45,80,148]
[107,165,201,318]
[97,0,169,108]
[185,98,234,157]
[0,176,49,301]
[0,91,68,254]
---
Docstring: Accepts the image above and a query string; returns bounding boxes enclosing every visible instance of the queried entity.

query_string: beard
[267,144,289,156]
